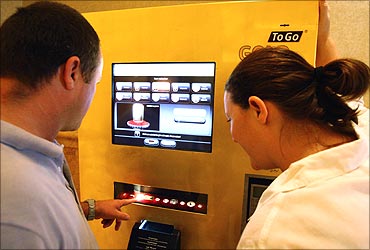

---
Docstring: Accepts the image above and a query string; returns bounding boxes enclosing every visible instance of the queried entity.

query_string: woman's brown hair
[225,47,369,138]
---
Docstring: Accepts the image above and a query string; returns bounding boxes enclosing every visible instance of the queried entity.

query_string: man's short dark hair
[0,1,100,89]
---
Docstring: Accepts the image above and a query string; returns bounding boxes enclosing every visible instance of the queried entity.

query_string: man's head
[0,1,101,91]
[1,1,103,139]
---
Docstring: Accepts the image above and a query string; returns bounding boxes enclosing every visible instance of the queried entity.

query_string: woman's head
[224,46,369,170]
[225,46,369,138]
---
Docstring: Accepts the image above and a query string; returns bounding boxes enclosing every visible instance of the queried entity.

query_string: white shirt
[237,104,369,249]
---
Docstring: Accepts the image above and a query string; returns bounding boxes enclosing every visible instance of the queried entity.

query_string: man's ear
[248,96,268,124]
[62,56,81,90]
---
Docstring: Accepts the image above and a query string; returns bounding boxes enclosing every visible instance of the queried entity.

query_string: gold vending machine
[79,1,319,249]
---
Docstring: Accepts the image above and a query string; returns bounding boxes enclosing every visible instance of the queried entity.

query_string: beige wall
[329,1,369,104]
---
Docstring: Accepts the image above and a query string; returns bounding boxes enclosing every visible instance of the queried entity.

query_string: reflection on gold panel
[79,1,318,249]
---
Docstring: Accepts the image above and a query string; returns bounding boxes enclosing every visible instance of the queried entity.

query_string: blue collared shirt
[1,120,98,249]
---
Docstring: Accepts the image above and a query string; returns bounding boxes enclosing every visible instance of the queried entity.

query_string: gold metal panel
[79,1,318,248]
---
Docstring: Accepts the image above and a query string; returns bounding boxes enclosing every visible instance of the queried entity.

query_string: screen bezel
[111,61,216,153]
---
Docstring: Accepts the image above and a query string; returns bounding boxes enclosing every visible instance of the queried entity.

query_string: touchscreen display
[112,62,216,153]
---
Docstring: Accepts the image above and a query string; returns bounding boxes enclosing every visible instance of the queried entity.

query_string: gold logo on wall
[239,44,289,60]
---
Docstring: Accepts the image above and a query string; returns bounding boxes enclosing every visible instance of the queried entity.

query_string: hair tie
[313,66,324,83]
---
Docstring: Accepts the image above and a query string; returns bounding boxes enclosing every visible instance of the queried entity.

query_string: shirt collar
[264,123,369,195]
[1,120,64,158]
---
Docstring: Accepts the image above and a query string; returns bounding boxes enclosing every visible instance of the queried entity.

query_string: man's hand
[94,198,137,231]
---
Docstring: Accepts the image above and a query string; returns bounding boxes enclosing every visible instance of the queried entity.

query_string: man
[1,1,135,249]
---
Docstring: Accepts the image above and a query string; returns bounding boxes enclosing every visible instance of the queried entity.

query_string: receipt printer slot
[128,220,181,250]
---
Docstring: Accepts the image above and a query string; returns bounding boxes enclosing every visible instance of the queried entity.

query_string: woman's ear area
[248,96,268,124]
[62,56,81,90]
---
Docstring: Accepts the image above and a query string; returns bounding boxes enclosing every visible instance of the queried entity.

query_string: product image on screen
[112,62,216,153]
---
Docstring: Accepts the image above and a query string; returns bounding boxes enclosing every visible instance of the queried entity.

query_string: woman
[224,2,369,249]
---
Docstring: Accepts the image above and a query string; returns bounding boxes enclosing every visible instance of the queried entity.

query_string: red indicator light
[114,182,208,214]
[118,193,126,199]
